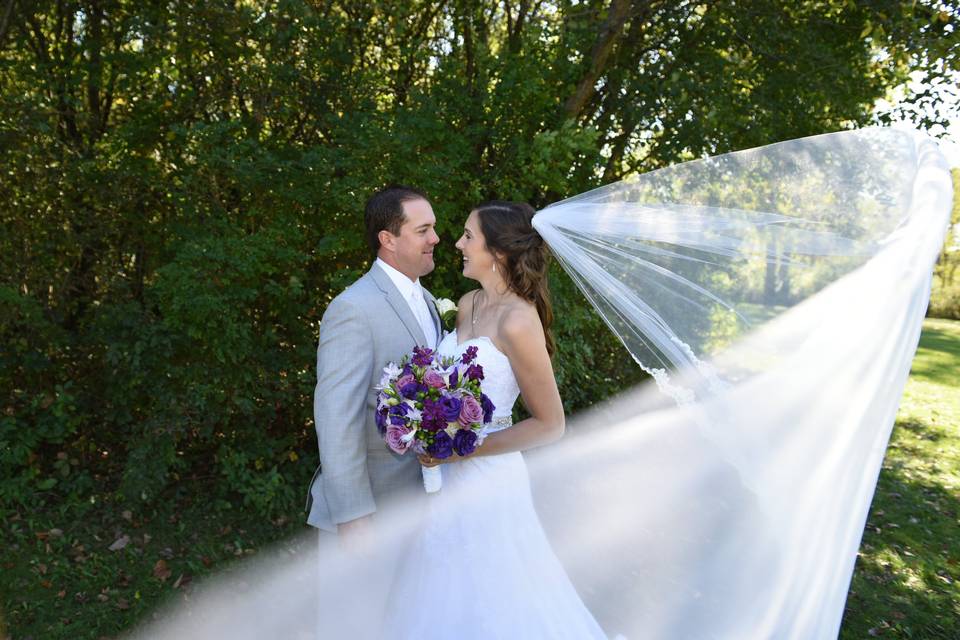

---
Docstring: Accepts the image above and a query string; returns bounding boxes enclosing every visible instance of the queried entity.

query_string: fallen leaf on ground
[153,559,172,581]
[108,535,130,551]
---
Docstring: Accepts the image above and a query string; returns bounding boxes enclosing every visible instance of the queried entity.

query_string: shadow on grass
[840,436,960,638]
[892,418,950,445]
[909,327,960,387]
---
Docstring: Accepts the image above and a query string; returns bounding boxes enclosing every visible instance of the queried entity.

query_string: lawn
[2,320,958,639]
[840,318,960,639]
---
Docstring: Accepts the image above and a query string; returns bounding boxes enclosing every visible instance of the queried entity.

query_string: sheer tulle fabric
[130,128,953,640]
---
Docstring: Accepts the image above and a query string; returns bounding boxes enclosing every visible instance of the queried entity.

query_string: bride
[382,201,608,639]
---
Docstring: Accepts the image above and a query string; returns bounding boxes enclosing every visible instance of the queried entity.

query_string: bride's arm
[470,308,565,457]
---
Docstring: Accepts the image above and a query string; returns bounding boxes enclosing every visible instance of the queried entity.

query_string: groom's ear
[378,229,398,253]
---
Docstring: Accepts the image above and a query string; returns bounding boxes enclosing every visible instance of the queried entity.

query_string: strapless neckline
[451,330,507,358]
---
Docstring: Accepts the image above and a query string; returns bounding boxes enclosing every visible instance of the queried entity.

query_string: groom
[305,185,442,546]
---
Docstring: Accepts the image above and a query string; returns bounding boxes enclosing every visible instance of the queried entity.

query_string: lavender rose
[458,394,484,426]
[423,369,446,389]
[395,373,415,391]
[385,424,413,454]
[452,429,478,456]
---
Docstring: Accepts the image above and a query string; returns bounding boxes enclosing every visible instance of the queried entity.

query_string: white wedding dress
[380,329,608,640]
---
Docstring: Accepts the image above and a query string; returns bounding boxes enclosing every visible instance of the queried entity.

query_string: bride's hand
[417,451,464,467]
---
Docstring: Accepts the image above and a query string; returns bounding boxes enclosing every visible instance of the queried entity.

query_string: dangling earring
[492,263,497,273]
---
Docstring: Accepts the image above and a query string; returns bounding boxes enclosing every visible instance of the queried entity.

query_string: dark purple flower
[427,430,454,459]
[480,394,495,423]
[438,395,462,422]
[466,364,484,381]
[375,407,388,436]
[389,402,410,416]
[452,429,478,456]
[419,399,446,432]
[400,382,426,400]
[448,366,459,388]
[461,345,479,365]
[412,346,435,367]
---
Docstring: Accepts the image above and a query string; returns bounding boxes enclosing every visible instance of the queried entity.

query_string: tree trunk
[563,0,632,121]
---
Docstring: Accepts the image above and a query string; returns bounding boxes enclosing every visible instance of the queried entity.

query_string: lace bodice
[437,330,519,426]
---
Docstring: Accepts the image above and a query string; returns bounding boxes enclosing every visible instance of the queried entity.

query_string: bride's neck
[477,273,511,304]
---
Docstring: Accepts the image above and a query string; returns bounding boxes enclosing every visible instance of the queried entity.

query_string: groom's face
[381,197,439,279]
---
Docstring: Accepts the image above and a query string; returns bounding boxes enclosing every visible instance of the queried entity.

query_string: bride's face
[454,211,496,280]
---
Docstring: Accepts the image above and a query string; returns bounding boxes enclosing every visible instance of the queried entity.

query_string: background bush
[0,0,956,518]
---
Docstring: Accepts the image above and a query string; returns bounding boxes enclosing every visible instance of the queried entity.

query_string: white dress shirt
[375,258,436,347]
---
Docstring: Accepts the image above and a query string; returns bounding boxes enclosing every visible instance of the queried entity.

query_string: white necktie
[410,286,435,347]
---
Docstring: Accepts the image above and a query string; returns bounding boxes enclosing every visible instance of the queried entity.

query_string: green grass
[2,320,958,640]
[0,489,307,639]
[840,318,960,639]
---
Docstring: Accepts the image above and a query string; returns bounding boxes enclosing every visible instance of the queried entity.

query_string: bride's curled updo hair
[473,201,555,358]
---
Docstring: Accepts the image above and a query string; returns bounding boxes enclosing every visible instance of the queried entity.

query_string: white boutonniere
[434,297,457,332]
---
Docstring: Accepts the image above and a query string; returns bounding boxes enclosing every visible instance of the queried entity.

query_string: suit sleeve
[314,297,377,525]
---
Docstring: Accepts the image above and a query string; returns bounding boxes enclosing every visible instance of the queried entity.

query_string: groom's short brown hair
[365,185,429,255]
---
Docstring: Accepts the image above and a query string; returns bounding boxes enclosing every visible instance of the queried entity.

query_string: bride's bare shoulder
[456,290,480,324]
[499,300,544,346]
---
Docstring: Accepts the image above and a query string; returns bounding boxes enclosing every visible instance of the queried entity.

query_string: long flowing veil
[129,128,952,640]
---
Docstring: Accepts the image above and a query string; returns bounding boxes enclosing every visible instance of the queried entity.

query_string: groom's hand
[337,515,374,555]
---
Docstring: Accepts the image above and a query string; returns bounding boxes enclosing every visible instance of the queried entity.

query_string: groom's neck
[377,254,418,282]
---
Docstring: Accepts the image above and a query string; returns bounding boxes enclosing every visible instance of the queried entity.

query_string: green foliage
[0,0,955,520]
[928,169,960,320]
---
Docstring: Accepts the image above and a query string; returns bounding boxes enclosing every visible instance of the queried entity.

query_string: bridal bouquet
[375,344,495,492]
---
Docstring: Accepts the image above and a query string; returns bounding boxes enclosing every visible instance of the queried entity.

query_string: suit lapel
[370,265,428,346]
[422,289,441,345]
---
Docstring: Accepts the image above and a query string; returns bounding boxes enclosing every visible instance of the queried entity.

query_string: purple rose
[412,346,435,367]
[427,430,454,459]
[461,345,479,365]
[452,429,478,456]
[480,393,495,423]
[437,395,462,422]
[465,364,484,381]
[395,373,415,391]
[424,369,446,389]
[458,394,484,426]
[385,424,413,454]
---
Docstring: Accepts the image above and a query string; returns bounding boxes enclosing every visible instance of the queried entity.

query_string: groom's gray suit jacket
[305,264,441,532]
